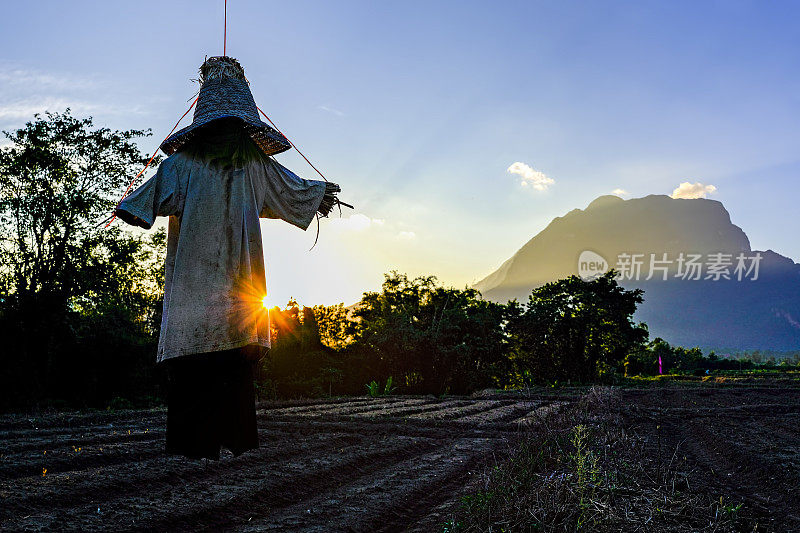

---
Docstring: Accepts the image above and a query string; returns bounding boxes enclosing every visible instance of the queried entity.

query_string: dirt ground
[1,382,798,532]
[620,384,800,531]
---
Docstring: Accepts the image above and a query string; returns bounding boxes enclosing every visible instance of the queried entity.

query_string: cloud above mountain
[507,162,554,191]
[671,182,717,199]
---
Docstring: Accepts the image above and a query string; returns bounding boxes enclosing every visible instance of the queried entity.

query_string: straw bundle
[318,182,350,217]
[199,56,248,84]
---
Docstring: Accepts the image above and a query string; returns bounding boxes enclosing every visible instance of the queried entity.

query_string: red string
[223,0,227,56]
[104,96,199,228]
[256,105,329,182]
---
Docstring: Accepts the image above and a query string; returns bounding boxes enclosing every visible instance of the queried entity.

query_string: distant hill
[475,194,800,351]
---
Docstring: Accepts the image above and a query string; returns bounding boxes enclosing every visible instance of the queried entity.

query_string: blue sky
[1,1,799,305]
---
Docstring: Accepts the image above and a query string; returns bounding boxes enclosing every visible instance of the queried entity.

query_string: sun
[261,295,269,309]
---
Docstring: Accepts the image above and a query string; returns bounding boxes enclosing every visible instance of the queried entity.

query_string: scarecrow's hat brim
[160,67,291,157]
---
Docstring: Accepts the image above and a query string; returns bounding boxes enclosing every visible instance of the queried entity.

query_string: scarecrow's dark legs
[219,350,259,456]
[164,348,260,460]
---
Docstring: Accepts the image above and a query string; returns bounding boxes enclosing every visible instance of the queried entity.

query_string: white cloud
[0,65,99,91]
[397,231,416,240]
[507,162,554,191]
[317,104,345,117]
[671,182,717,199]
[0,65,102,122]
[0,97,115,120]
[329,213,373,231]
[612,188,629,196]
[328,213,390,232]
[0,64,155,131]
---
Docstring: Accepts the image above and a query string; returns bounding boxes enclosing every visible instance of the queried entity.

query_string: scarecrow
[115,56,345,460]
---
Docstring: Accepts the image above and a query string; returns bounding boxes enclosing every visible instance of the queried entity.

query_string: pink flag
[658,355,663,375]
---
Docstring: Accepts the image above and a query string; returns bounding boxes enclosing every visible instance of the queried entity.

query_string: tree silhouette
[0,110,165,409]
[507,271,648,383]
[350,271,508,394]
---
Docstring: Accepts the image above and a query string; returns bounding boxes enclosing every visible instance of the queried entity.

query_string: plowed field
[0,395,554,532]
[2,384,798,531]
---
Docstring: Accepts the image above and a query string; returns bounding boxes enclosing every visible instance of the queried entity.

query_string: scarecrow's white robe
[117,135,326,363]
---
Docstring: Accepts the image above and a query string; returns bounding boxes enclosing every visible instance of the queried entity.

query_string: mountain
[475,194,800,351]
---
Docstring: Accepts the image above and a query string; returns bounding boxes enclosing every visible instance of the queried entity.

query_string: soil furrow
[255,417,518,441]
[0,439,164,481]
[269,398,434,418]
[122,434,446,532]
[261,396,404,415]
[0,427,328,522]
[453,400,542,427]
[403,400,504,421]
[511,401,568,426]
[256,396,375,411]
[0,410,167,435]
[1,427,164,456]
[241,436,504,532]
[349,399,477,419]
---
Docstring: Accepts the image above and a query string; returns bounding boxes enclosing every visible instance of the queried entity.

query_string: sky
[1,0,799,306]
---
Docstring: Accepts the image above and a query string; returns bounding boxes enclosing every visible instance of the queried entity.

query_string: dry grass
[199,56,247,83]
[446,386,756,532]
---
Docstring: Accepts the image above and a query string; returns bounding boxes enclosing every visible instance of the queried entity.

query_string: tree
[0,110,155,300]
[0,110,165,409]
[507,271,648,383]
[313,303,351,350]
[350,271,508,394]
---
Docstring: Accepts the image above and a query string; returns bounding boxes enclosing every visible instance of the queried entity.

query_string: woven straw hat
[160,56,291,157]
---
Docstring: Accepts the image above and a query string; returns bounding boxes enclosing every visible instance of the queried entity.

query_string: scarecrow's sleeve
[115,158,182,229]
[259,159,327,230]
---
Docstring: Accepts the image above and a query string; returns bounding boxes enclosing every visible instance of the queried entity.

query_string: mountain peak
[586,194,625,211]
[475,194,799,350]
